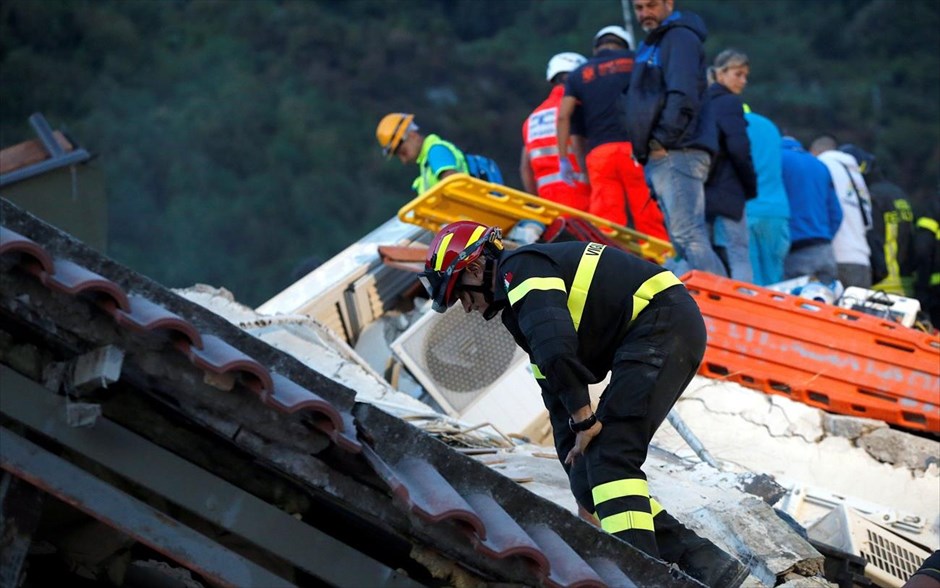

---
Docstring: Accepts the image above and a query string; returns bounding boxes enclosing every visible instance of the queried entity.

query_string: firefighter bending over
[419,221,744,586]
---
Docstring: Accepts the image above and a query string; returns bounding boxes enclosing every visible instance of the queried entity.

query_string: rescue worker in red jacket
[557,26,668,240]
[419,221,743,586]
[520,52,591,211]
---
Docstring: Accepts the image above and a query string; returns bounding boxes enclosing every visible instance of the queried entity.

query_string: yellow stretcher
[397,174,674,264]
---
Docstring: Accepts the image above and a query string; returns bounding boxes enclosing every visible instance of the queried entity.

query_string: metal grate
[862,528,925,585]
[392,305,525,414]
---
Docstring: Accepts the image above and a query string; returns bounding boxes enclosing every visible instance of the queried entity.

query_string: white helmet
[593,25,632,48]
[546,52,587,82]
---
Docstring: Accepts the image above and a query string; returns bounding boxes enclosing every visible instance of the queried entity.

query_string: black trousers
[552,290,707,557]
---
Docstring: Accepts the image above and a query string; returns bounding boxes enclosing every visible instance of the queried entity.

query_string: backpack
[465,154,504,185]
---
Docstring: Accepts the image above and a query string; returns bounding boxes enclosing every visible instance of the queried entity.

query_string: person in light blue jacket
[744,107,790,285]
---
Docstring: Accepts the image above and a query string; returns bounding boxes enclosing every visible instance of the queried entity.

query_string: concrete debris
[856,426,940,472]
[772,576,836,588]
[654,376,940,538]
[71,345,124,394]
[177,283,937,587]
[65,401,102,428]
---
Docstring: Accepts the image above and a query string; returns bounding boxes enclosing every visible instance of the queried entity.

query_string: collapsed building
[1,119,937,588]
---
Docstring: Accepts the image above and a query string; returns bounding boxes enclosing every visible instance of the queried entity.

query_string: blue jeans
[646,150,728,277]
[747,216,790,286]
[784,243,838,284]
[711,213,753,282]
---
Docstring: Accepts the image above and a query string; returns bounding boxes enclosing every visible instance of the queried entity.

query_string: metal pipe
[28,113,64,158]
[667,409,721,470]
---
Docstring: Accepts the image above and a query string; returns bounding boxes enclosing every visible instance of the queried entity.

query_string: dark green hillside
[2,0,937,305]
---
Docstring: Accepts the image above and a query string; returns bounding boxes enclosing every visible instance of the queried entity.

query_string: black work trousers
[554,289,707,558]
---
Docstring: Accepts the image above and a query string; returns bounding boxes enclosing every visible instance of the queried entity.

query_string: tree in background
[1,0,937,306]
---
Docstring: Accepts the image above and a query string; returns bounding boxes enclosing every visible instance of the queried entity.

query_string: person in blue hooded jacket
[744,107,790,286]
[625,0,724,277]
[703,49,757,282]
[780,136,843,283]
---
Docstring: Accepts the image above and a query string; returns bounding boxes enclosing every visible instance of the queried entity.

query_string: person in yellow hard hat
[375,113,469,193]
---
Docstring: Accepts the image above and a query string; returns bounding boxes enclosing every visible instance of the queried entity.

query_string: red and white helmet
[420,221,503,312]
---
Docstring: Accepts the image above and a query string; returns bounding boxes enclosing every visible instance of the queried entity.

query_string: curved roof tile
[0,227,54,274]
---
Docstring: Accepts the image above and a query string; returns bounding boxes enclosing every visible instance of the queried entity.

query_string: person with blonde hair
[703,49,757,281]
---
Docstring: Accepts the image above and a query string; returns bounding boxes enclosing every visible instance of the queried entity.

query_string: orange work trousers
[539,182,591,212]
[585,142,668,240]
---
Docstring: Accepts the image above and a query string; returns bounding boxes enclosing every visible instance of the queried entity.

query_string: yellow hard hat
[376,112,415,158]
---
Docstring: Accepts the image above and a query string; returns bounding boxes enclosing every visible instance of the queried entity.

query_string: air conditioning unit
[808,504,930,587]
[390,305,546,435]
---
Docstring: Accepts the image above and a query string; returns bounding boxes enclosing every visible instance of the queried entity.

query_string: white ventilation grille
[808,504,930,588]
[393,305,523,413]
[861,526,926,586]
[390,306,546,434]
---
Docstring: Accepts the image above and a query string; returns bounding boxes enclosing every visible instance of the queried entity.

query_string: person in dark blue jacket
[703,49,757,281]
[780,136,843,283]
[625,0,724,277]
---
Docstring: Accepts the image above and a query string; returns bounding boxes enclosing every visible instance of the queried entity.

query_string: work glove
[559,157,576,186]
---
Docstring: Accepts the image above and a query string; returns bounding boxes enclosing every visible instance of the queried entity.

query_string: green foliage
[1,0,938,305]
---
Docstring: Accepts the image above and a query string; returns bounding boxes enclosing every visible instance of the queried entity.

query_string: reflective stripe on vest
[569,242,605,331]
[631,271,683,322]
[536,171,588,189]
[917,216,940,238]
[531,363,545,379]
[917,217,940,286]
[529,145,559,159]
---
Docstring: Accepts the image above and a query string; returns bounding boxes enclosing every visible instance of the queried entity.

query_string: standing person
[811,135,874,288]
[839,144,914,295]
[625,0,724,276]
[703,49,757,282]
[375,112,468,194]
[520,52,591,211]
[556,26,668,239]
[744,107,790,286]
[780,136,843,283]
[418,220,746,587]
[911,196,940,327]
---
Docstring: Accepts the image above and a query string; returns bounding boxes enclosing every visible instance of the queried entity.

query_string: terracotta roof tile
[465,491,550,574]
[38,258,130,312]
[1,201,696,587]
[0,227,54,274]
[110,293,204,350]
[177,334,273,396]
[526,524,607,588]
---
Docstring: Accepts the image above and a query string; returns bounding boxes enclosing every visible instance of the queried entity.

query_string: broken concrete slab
[856,426,940,472]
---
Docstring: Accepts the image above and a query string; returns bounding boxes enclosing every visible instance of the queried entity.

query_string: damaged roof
[0,197,708,587]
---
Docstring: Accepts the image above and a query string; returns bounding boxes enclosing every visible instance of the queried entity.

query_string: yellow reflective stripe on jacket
[917,216,940,237]
[650,498,664,518]
[569,242,606,331]
[631,271,683,322]
[530,363,545,379]
[600,510,655,534]
[507,277,567,305]
[592,478,649,506]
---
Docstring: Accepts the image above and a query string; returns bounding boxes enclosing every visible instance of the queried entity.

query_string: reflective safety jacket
[413,134,468,194]
[494,241,685,415]
[522,85,589,196]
